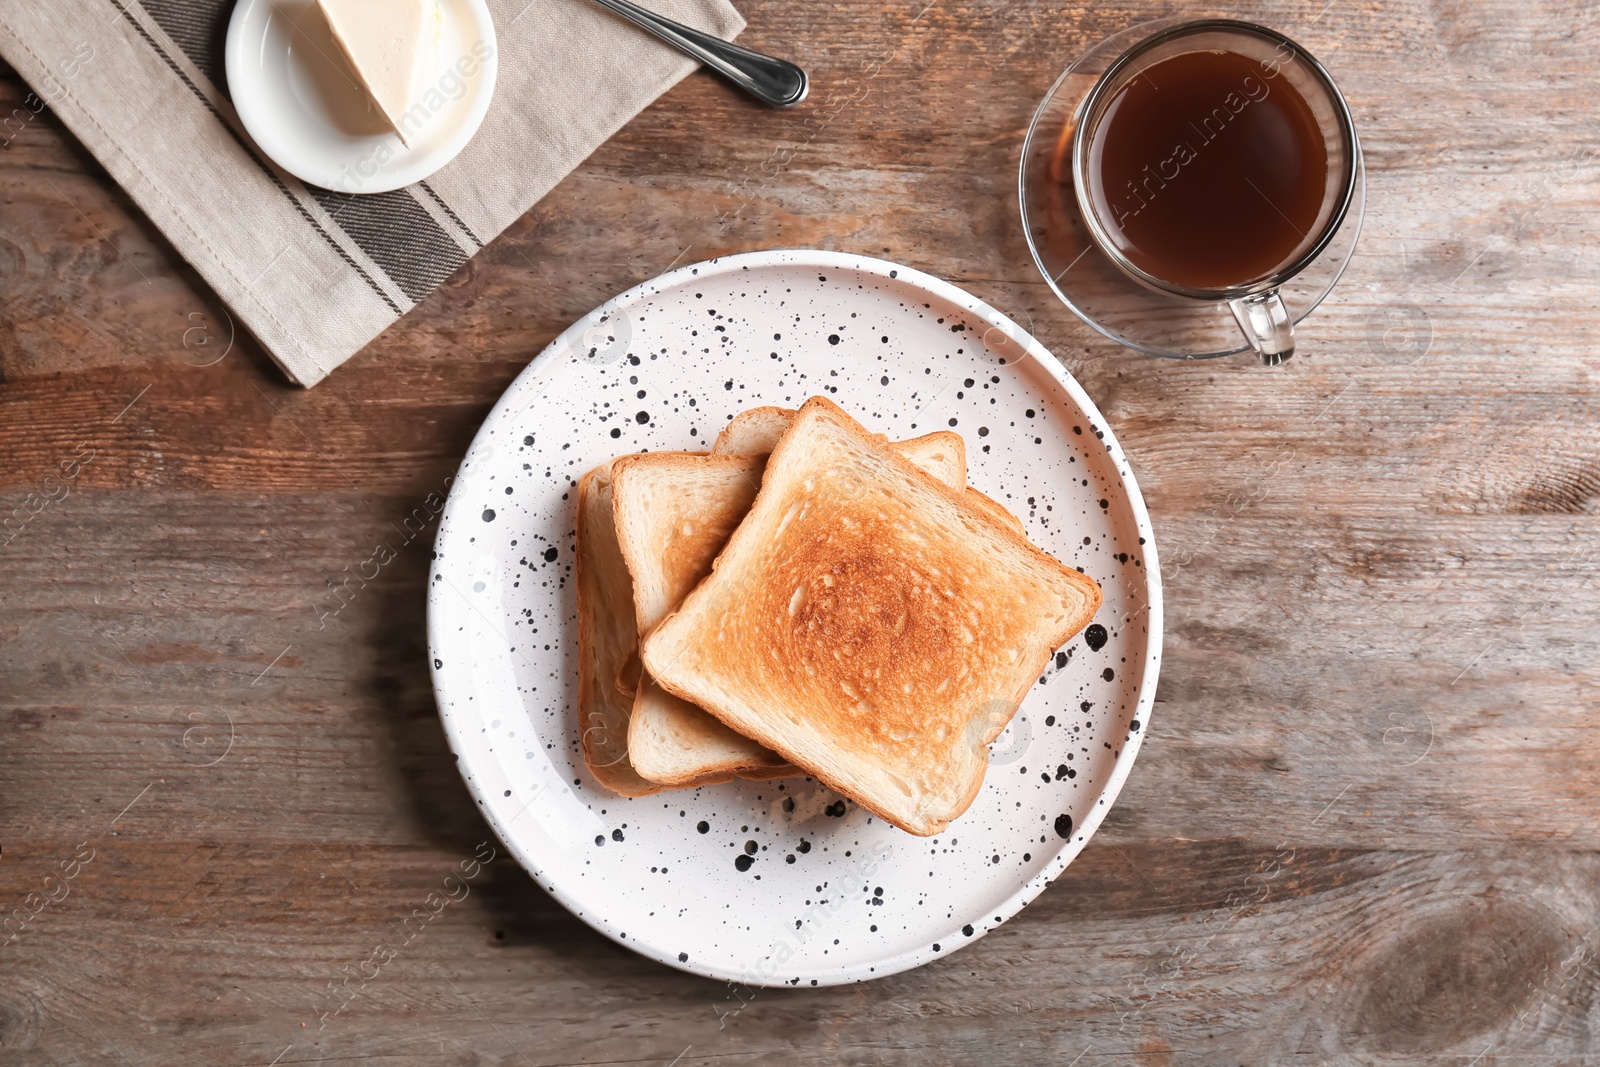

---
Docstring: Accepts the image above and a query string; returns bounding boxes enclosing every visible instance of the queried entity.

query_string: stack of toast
[576,396,1102,836]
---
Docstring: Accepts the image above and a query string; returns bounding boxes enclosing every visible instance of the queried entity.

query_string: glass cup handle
[1228,289,1295,366]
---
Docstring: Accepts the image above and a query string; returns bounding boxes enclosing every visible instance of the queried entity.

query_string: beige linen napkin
[0,0,744,385]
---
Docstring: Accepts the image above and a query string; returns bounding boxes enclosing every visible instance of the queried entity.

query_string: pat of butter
[316,0,441,147]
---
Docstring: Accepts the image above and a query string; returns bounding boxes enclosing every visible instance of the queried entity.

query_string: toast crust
[965,487,1024,533]
[640,396,1102,834]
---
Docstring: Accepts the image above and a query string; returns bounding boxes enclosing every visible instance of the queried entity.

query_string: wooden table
[4,0,1598,1062]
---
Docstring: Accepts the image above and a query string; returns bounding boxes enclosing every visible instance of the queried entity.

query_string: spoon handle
[586,0,808,108]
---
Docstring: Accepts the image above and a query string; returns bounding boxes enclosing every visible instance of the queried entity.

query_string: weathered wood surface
[3,0,1599,1063]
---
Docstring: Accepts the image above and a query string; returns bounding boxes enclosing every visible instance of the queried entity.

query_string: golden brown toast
[639,396,1103,834]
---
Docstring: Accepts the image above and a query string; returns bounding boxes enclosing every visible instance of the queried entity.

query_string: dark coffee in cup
[1070,21,1359,363]
[1083,47,1329,291]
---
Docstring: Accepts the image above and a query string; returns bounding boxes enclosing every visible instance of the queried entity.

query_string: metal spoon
[586,0,808,108]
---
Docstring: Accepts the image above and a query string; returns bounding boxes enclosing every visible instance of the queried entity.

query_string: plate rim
[427,248,1165,986]
[224,0,499,194]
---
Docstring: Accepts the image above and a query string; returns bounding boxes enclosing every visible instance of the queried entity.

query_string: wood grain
[3,0,1599,1063]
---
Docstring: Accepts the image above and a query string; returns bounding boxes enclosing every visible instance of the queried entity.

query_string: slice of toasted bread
[614,430,976,785]
[575,461,660,797]
[640,396,1103,835]
[715,405,1018,532]
[610,452,790,784]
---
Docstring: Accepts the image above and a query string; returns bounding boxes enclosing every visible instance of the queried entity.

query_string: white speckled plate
[428,250,1162,987]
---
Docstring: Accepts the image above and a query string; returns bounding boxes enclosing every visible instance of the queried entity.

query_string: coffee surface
[1085,47,1330,290]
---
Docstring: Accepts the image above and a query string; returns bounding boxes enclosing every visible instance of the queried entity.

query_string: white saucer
[225,0,498,194]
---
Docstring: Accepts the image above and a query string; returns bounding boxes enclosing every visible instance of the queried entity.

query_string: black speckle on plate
[1084,624,1108,651]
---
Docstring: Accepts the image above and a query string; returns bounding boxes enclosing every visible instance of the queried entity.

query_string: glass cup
[1057,19,1359,365]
